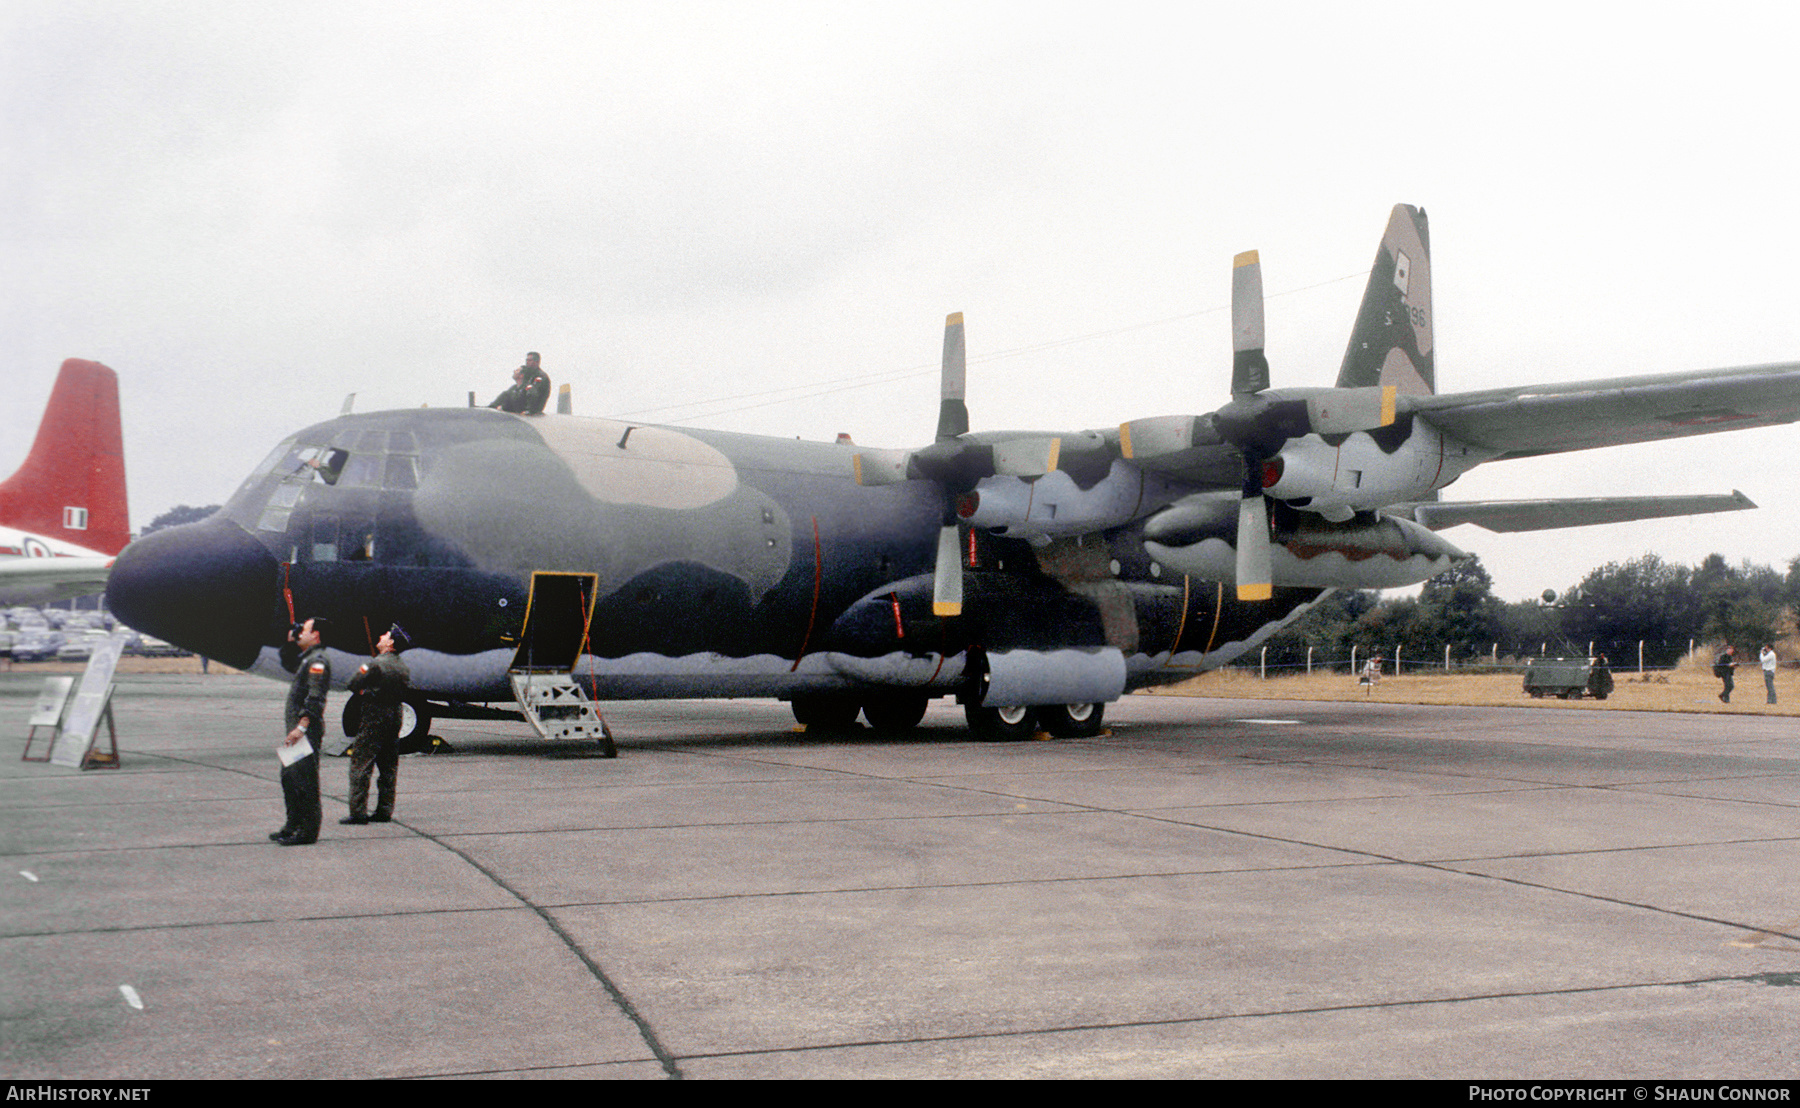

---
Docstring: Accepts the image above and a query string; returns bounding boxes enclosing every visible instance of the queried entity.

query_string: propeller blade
[991,436,1060,477]
[1231,251,1269,398]
[936,312,969,441]
[932,523,964,616]
[852,449,912,487]
[1307,386,1397,435]
[1235,492,1273,601]
[1119,415,1209,460]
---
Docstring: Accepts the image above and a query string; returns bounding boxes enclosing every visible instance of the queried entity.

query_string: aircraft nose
[108,515,281,670]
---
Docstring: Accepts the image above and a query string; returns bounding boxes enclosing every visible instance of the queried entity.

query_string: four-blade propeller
[853,314,1062,616]
[863,243,1401,613]
[1196,251,1397,600]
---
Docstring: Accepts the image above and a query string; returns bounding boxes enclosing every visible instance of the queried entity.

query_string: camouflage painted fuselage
[109,407,1322,703]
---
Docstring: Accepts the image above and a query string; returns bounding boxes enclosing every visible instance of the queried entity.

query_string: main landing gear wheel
[340,694,364,747]
[1036,702,1105,738]
[396,699,432,750]
[341,696,434,754]
[790,694,861,732]
[964,702,1036,741]
[861,692,929,734]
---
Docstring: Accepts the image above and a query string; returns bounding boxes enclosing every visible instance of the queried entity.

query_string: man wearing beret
[342,623,413,825]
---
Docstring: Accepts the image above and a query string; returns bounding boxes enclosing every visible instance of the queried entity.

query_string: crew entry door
[512,572,598,673]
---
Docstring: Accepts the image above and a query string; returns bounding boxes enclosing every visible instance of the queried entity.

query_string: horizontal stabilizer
[1393,490,1755,533]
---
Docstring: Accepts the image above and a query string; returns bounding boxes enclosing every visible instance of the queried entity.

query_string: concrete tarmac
[4,672,1800,1080]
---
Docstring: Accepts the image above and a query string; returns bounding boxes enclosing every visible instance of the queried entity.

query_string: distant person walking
[1761,644,1778,705]
[274,617,331,846]
[1714,643,1737,704]
[342,623,412,825]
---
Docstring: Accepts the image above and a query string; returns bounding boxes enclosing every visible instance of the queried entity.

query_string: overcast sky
[6,0,1800,602]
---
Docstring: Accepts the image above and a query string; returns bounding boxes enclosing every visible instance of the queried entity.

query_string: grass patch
[1151,664,1798,715]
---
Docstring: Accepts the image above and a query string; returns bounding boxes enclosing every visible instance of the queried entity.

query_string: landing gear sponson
[787,693,1105,740]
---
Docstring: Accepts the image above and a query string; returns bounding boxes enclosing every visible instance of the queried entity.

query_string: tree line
[1258,552,1800,672]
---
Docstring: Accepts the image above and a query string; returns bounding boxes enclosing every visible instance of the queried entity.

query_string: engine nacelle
[960,458,1184,541]
[1262,420,1484,521]
[1142,492,1469,589]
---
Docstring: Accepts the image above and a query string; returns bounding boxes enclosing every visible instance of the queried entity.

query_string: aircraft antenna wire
[610,271,1369,424]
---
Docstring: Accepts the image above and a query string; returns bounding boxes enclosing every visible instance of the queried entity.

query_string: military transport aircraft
[0,360,130,605]
[106,206,1797,741]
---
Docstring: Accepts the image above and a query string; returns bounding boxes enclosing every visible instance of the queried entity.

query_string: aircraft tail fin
[1335,204,1435,396]
[0,360,130,555]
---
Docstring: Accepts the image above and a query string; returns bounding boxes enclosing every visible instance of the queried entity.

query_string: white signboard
[28,676,75,728]
[51,631,129,768]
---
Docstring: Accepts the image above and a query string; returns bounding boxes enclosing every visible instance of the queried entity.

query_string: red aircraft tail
[0,359,130,555]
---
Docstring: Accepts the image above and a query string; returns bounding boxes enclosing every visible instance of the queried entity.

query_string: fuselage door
[512,571,598,673]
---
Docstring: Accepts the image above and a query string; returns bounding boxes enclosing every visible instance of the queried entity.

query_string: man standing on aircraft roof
[487,352,551,415]
[1714,643,1737,704]
[342,623,412,825]
[1760,644,1777,705]
[275,617,331,846]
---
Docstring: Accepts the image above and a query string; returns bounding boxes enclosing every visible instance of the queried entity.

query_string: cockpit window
[310,447,350,486]
[250,437,301,479]
[310,516,338,562]
[384,455,419,490]
[247,425,425,535]
[255,482,306,533]
[338,453,383,488]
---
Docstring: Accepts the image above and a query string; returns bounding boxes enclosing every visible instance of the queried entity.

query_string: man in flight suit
[274,617,331,846]
[342,623,412,825]
[488,352,552,415]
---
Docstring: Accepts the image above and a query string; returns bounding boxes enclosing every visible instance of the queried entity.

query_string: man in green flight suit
[342,623,412,825]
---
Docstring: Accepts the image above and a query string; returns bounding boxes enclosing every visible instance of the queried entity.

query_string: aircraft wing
[1403,361,1800,459]
[1388,490,1756,533]
[0,555,113,605]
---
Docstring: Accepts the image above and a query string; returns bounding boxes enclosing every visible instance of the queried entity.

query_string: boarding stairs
[509,671,617,757]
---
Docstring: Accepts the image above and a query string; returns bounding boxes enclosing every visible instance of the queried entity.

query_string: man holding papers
[273,617,332,846]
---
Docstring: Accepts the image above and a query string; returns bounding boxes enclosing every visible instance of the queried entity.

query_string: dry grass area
[1154,660,1799,716]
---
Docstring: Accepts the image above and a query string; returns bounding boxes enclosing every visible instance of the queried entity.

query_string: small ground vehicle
[1523,657,1614,700]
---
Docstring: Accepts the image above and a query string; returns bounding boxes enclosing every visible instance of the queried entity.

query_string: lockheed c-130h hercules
[107,205,1797,743]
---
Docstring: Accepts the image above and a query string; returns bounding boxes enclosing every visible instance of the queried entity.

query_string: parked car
[6,607,48,632]
[11,629,65,662]
[134,634,187,657]
[56,629,109,662]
